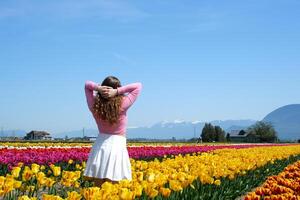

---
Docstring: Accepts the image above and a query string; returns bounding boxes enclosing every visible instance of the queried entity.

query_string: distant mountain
[55,120,256,139]
[225,125,250,133]
[52,128,99,139]
[127,120,256,139]
[263,104,300,140]
[210,120,256,131]
[0,130,26,137]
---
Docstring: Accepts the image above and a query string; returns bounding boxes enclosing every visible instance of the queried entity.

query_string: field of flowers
[0,142,300,200]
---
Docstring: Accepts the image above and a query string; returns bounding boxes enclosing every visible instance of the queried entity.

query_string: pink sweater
[85,81,142,136]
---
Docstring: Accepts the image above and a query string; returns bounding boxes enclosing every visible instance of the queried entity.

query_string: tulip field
[0,142,300,200]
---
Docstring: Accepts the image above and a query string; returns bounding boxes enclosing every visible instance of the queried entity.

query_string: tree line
[200,121,278,143]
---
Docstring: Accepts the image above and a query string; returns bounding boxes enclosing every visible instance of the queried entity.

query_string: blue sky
[0,0,300,134]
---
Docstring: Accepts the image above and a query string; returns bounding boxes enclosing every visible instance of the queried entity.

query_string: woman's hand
[96,85,118,99]
[105,88,118,99]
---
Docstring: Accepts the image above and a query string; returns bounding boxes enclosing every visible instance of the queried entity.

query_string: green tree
[201,123,225,142]
[247,121,277,142]
[207,123,216,142]
[201,123,210,142]
[215,126,226,142]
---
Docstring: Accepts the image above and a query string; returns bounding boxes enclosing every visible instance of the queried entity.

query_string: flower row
[245,159,300,200]
[0,141,290,148]
[0,144,290,169]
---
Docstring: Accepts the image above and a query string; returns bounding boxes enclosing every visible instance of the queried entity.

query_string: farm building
[24,130,52,140]
[229,130,258,143]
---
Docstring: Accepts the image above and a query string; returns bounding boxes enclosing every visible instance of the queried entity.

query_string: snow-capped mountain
[54,119,256,139]
[126,119,256,139]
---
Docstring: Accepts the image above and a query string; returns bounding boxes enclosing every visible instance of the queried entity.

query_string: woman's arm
[85,81,114,111]
[85,81,98,112]
[117,82,142,110]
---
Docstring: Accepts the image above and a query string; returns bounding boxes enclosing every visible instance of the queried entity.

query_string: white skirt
[83,133,132,181]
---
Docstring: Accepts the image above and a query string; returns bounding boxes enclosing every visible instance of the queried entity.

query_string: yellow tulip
[101,181,114,191]
[147,172,155,183]
[75,164,82,170]
[169,180,183,191]
[13,180,22,189]
[11,167,21,178]
[18,195,37,200]
[136,172,144,182]
[119,188,134,200]
[183,164,189,172]
[18,196,31,200]
[160,187,171,198]
[3,178,14,194]
[118,179,131,188]
[52,166,61,177]
[22,167,33,181]
[144,186,158,199]
[0,176,5,185]
[42,194,64,200]
[60,171,81,187]
[178,172,186,182]
[66,191,82,200]
[214,179,221,186]
[132,184,143,197]
[45,178,56,187]
[31,163,40,174]
[81,187,101,200]
[0,189,4,197]
[74,181,80,188]
[37,172,46,180]
[26,185,35,193]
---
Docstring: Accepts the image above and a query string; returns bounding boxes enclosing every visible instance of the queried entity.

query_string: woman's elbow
[85,80,95,90]
[137,82,142,91]
[85,80,92,87]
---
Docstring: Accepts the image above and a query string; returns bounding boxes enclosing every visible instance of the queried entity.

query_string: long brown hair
[93,76,123,125]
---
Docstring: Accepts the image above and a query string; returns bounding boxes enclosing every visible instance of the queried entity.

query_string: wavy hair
[93,76,123,125]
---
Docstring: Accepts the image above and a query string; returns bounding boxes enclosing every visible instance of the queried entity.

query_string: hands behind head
[97,85,118,99]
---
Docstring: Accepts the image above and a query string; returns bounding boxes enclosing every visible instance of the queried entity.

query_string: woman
[83,76,142,187]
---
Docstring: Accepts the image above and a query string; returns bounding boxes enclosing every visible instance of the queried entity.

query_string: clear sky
[0,0,299,134]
